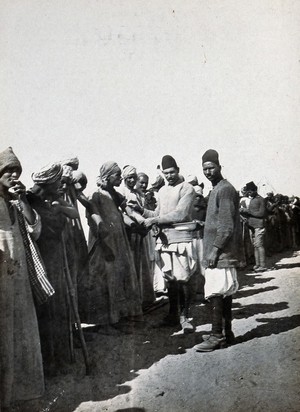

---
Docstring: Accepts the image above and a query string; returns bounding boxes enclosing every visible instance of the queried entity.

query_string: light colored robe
[80,188,142,325]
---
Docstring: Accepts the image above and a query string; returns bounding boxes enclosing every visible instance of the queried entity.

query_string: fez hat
[245,181,257,192]
[202,149,220,166]
[161,155,178,170]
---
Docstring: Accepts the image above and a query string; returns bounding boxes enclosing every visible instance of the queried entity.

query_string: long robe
[0,198,44,408]
[80,188,142,325]
[120,185,155,308]
[27,192,70,368]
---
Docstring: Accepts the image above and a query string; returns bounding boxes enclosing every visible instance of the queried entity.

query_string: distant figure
[240,181,267,272]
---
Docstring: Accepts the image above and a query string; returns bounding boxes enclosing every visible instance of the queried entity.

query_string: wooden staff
[62,232,90,375]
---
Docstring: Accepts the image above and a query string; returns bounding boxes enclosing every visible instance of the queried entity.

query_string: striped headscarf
[31,163,63,185]
[97,161,121,188]
[122,165,137,179]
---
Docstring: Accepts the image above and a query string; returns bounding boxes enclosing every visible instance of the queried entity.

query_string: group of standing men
[0,146,244,410]
[148,150,242,352]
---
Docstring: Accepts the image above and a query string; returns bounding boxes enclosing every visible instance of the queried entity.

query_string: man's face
[125,173,137,189]
[46,179,63,198]
[202,162,221,184]
[248,190,256,198]
[162,167,179,186]
[0,167,21,189]
[108,169,122,187]
[136,176,149,193]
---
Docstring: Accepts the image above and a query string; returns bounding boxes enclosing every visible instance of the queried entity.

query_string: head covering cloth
[137,172,149,180]
[194,185,203,196]
[202,149,220,166]
[72,170,88,188]
[122,165,137,179]
[61,156,79,170]
[61,165,73,183]
[186,175,198,186]
[97,161,120,188]
[151,174,165,191]
[0,147,22,176]
[31,163,63,185]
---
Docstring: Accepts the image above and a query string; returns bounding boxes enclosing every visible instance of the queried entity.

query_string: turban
[202,149,220,166]
[0,147,22,176]
[194,185,203,196]
[122,165,137,179]
[72,170,88,188]
[186,175,198,186]
[97,161,120,188]
[151,174,165,191]
[161,155,178,170]
[62,165,73,181]
[137,172,149,180]
[99,161,120,180]
[245,181,257,192]
[32,163,63,185]
[61,156,79,170]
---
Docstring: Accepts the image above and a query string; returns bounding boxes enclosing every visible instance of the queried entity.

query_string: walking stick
[66,280,75,363]
[62,233,90,375]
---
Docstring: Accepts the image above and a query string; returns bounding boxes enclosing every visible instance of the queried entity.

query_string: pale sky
[1,0,300,197]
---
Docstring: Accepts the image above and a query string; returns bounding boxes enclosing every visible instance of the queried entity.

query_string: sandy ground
[13,249,300,412]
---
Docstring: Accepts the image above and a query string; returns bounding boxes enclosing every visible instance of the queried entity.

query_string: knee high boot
[211,295,223,336]
[179,282,192,318]
[195,295,224,351]
[179,281,194,334]
[167,280,179,317]
[223,296,235,343]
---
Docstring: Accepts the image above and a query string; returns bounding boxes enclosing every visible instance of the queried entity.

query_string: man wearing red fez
[142,155,197,334]
[195,149,243,352]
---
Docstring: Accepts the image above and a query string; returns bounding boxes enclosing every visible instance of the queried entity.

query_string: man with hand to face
[195,149,243,352]
[142,155,197,334]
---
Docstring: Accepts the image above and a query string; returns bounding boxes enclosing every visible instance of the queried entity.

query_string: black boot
[179,281,194,334]
[211,295,224,336]
[196,295,225,352]
[223,296,235,344]
[159,280,180,326]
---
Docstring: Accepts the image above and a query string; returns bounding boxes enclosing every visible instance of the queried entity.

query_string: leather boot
[159,280,180,326]
[195,295,224,352]
[211,295,223,335]
[179,282,194,334]
[223,296,235,344]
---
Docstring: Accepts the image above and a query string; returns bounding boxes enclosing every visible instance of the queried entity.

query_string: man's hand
[8,180,26,198]
[143,217,157,229]
[51,200,62,215]
[127,200,144,214]
[207,246,220,269]
[240,207,249,215]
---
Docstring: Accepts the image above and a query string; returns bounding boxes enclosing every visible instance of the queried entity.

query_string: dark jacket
[247,195,266,229]
[203,179,243,269]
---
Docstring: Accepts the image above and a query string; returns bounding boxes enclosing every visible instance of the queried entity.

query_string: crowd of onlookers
[1,146,299,410]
